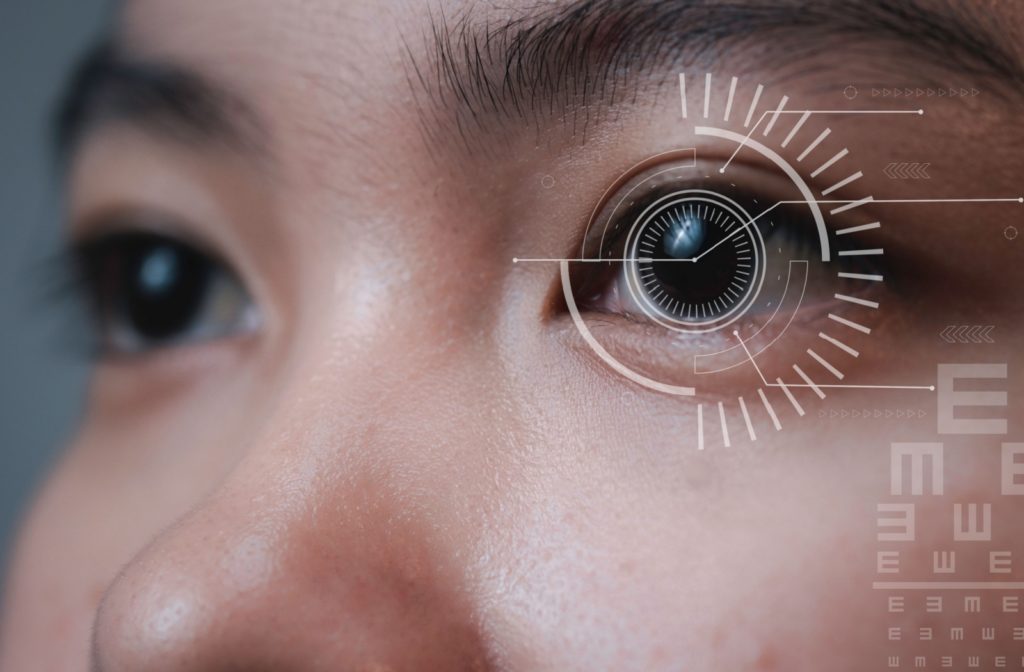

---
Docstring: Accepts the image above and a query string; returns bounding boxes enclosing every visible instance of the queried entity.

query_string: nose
[92,449,493,670]
[90,364,497,670]
[91,464,492,671]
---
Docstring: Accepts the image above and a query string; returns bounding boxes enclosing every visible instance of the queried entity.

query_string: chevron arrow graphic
[939,325,995,343]
[883,162,931,179]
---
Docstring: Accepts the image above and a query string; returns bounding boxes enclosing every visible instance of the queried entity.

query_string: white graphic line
[781,110,811,148]
[721,109,921,174]
[718,401,731,448]
[758,388,782,430]
[776,378,805,417]
[738,397,757,441]
[792,364,826,399]
[703,72,712,119]
[733,330,768,385]
[514,198,1023,265]
[762,95,789,136]
[770,383,934,391]
[874,582,1024,590]
[723,76,738,122]
[697,404,705,450]
[678,73,687,119]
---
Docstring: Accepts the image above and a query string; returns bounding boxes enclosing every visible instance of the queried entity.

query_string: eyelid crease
[405,0,1024,156]
[55,40,269,167]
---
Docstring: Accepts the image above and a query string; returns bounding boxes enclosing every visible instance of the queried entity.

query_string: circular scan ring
[622,189,767,334]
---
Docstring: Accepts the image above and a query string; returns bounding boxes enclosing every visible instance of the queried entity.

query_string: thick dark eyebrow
[407,0,1024,151]
[55,40,267,163]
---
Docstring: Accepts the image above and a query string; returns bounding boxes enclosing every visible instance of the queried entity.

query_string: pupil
[641,202,752,318]
[124,239,209,341]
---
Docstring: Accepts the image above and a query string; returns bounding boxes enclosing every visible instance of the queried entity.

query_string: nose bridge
[92,332,506,670]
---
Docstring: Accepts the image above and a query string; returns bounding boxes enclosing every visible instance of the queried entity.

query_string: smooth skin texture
[2,0,1024,669]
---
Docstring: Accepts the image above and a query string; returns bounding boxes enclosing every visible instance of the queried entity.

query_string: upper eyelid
[55,41,270,167]
[588,166,887,258]
[406,0,1023,157]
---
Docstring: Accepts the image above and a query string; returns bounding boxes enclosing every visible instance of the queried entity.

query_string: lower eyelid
[554,293,894,395]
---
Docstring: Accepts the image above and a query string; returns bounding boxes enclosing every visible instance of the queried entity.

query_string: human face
[3,0,1024,669]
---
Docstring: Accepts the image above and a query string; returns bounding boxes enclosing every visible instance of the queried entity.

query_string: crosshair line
[733,330,768,385]
[690,196,1024,262]
[719,109,924,174]
[772,383,935,391]
[874,582,1024,590]
[512,196,1024,264]
[513,257,697,263]
[735,328,934,391]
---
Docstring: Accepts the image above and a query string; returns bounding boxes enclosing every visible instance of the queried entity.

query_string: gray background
[1,1,111,574]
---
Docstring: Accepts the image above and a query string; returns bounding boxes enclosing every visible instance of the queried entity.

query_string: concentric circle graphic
[622,189,766,334]
[519,71,938,446]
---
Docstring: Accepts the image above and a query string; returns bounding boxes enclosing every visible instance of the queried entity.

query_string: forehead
[117,0,1024,81]
[110,0,1024,185]
[115,0,1024,120]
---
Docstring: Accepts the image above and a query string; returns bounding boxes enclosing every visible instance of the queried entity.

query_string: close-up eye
[573,178,886,330]
[7,3,1024,670]
[556,144,895,397]
[70,224,258,356]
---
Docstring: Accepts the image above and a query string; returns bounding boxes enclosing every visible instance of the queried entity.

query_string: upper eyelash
[597,182,887,270]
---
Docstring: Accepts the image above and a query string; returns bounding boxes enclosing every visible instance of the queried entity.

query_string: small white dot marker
[512,257,518,263]
[719,168,726,174]
[929,385,936,391]
[1018,197,1023,203]
[918,109,924,115]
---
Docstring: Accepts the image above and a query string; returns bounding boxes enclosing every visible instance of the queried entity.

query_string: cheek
[470,407,1019,669]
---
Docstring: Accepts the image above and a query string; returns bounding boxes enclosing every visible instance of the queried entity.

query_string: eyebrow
[56,0,1021,162]
[406,0,1024,151]
[55,41,267,162]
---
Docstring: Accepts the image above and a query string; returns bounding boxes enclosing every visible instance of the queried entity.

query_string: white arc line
[559,262,695,396]
[720,109,917,175]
